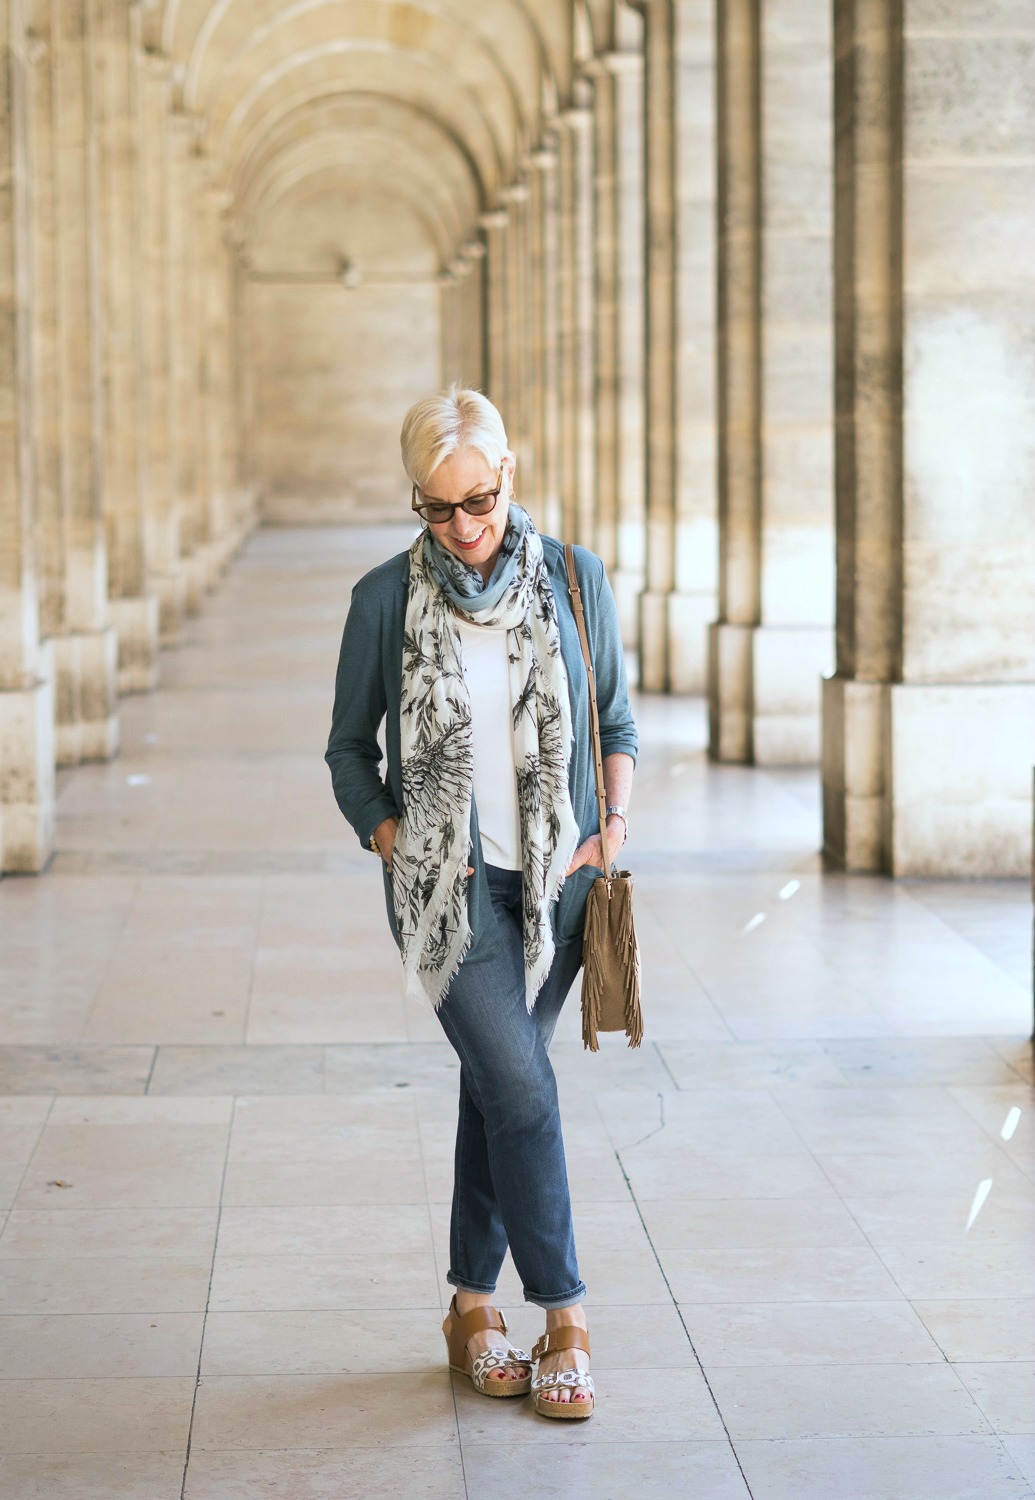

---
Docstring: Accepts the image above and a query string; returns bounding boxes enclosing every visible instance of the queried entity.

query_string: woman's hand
[374,816,474,876]
[565,815,627,876]
[373,816,398,871]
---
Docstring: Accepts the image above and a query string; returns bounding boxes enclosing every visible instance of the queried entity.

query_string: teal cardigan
[325,536,639,962]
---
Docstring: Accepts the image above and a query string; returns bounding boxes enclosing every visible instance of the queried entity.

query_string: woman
[325,386,637,1418]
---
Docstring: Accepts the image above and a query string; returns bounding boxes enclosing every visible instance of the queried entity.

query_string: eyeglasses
[411,464,504,525]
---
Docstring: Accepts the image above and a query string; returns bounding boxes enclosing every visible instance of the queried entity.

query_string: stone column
[557,100,595,546]
[640,0,717,692]
[0,0,56,871]
[589,57,618,570]
[500,180,532,489]
[529,145,560,537]
[26,1,62,648]
[478,208,509,411]
[823,0,1035,876]
[51,0,118,762]
[708,0,835,764]
[460,239,485,391]
[199,185,238,578]
[136,50,184,643]
[439,266,460,385]
[96,0,158,692]
[601,48,645,646]
[166,112,204,612]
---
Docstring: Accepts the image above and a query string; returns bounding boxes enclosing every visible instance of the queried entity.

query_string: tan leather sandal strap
[532,1327,591,1361]
[451,1299,505,1341]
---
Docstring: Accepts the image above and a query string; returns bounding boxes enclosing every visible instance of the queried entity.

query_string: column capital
[499,181,529,205]
[602,49,644,76]
[529,143,559,170]
[478,208,510,231]
[460,239,486,260]
[558,106,593,132]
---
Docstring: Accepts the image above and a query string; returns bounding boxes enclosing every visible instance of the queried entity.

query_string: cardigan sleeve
[324,584,401,849]
[590,556,639,764]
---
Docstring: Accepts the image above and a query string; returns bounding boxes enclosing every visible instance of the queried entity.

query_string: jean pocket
[553,863,602,945]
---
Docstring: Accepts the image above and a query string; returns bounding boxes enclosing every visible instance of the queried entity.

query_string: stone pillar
[478,209,509,411]
[26,1,62,647]
[51,0,118,763]
[199,186,238,579]
[589,57,618,570]
[529,145,561,537]
[501,180,533,491]
[640,0,717,692]
[439,266,460,385]
[600,48,645,647]
[96,0,158,692]
[823,0,1035,876]
[1,0,56,871]
[136,50,184,643]
[557,100,595,546]
[460,239,485,391]
[167,113,204,612]
[709,0,835,763]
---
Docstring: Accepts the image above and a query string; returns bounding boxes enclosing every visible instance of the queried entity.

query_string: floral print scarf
[391,504,580,1011]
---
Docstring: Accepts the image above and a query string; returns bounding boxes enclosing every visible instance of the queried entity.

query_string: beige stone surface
[0,526,1031,1498]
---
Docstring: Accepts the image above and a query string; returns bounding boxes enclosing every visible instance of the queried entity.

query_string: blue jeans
[435,864,586,1310]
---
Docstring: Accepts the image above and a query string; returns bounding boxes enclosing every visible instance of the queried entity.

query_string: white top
[455,616,522,871]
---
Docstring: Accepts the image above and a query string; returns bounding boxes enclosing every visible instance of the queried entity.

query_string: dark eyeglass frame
[411,463,504,525]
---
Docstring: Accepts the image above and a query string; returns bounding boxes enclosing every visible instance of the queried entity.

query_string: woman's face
[419,446,514,580]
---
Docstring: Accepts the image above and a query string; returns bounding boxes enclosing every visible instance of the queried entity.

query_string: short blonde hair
[400,383,510,489]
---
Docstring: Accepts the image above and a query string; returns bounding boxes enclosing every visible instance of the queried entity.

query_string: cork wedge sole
[442,1295,533,1399]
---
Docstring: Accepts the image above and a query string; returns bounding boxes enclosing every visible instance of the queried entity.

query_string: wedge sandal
[442,1294,532,1398]
[531,1325,595,1418]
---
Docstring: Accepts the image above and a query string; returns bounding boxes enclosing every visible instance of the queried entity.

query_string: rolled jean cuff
[523,1280,587,1310]
[446,1271,498,1296]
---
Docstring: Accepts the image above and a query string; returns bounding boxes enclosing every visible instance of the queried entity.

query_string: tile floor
[1,526,1033,1499]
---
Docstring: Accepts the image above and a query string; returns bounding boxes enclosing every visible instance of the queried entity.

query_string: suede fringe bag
[564,545,644,1051]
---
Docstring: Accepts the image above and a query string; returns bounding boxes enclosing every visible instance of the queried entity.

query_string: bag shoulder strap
[564,544,611,870]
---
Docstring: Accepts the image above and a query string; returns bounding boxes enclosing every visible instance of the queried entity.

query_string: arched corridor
[1,0,1033,878]
[1,0,1034,1491]
[0,527,1031,1494]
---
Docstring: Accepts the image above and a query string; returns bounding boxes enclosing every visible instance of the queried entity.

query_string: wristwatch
[605,804,629,842]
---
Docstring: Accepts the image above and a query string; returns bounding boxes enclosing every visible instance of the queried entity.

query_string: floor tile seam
[604,1114,757,1500]
[238,870,274,1054]
[896,885,1029,993]
[656,954,740,1041]
[178,1098,238,1500]
[759,1082,1006,1300]
[3,1095,58,1236]
[73,865,149,1046]
[410,1051,468,1496]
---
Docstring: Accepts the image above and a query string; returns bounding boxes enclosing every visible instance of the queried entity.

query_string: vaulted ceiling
[145,1,619,273]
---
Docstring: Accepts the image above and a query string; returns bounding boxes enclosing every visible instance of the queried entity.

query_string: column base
[639,589,715,693]
[109,595,161,694]
[709,623,834,765]
[822,678,1035,876]
[150,570,188,647]
[0,644,56,873]
[182,553,205,615]
[52,628,120,766]
[821,676,889,871]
